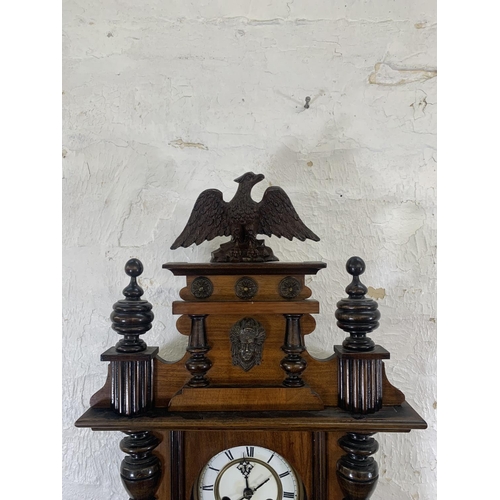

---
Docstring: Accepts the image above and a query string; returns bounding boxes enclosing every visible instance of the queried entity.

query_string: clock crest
[170,172,319,263]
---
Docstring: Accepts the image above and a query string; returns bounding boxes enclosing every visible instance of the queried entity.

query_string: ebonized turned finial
[345,256,367,297]
[111,259,154,353]
[335,256,380,351]
[122,258,144,299]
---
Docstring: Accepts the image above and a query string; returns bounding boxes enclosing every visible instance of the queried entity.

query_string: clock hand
[253,476,271,491]
[238,478,266,500]
[237,475,272,499]
[236,474,256,500]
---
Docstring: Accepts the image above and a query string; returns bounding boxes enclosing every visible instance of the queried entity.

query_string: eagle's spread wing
[257,186,320,241]
[170,189,230,249]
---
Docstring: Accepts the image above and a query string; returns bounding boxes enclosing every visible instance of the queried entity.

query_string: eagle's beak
[233,173,266,184]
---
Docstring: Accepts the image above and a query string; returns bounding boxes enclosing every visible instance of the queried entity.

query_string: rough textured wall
[62,1,436,499]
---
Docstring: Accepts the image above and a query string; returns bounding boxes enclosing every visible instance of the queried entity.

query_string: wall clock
[75,173,426,500]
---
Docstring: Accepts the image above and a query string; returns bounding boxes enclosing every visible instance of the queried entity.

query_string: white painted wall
[63,1,436,499]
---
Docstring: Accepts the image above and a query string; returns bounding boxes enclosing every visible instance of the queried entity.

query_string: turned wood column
[186,314,212,387]
[336,433,379,500]
[101,259,162,500]
[312,431,328,500]
[280,313,307,387]
[170,431,185,500]
[334,257,384,499]
[120,431,162,500]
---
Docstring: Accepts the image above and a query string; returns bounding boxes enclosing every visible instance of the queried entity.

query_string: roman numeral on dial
[283,492,295,499]
[279,471,290,478]
[224,450,234,460]
[246,446,254,457]
[202,485,214,491]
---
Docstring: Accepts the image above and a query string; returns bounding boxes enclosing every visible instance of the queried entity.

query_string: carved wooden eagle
[171,172,320,262]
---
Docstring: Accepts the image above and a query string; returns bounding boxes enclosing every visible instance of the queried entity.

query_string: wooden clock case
[75,257,426,500]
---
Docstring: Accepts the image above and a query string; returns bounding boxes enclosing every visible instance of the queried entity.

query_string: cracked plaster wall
[63,1,436,499]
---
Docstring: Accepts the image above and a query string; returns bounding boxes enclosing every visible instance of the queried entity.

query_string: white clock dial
[195,445,302,500]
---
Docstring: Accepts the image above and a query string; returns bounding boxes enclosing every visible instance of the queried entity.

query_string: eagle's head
[234,172,265,186]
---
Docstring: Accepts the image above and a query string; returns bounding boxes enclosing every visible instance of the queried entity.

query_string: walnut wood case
[76,259,426,500]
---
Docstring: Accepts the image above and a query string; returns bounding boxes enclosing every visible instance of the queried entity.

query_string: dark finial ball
[346,256,365,276]
[125,258,143,278]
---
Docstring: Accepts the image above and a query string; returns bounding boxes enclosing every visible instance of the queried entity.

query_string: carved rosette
[235,276,258,299]
[279,276,302,299]
[191,276,213,299]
